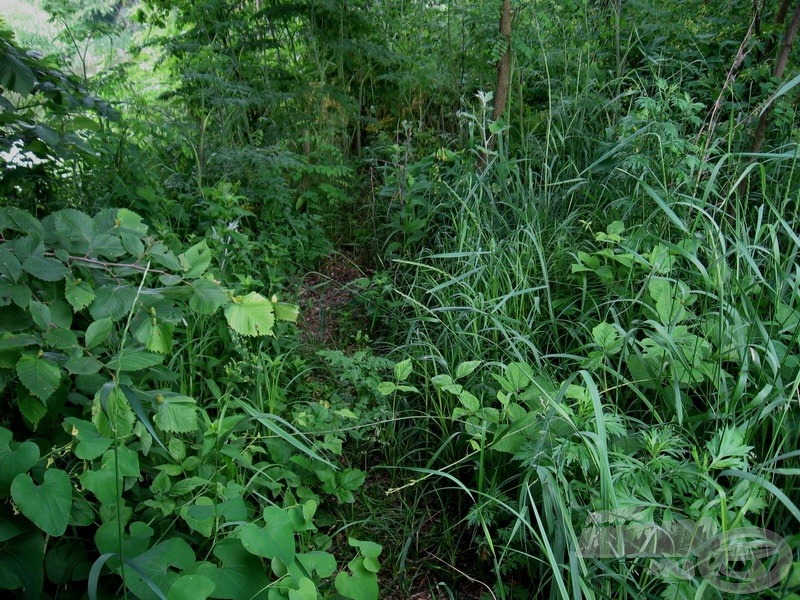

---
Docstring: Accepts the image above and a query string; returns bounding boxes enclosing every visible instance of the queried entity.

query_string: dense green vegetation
[2,0,800,598]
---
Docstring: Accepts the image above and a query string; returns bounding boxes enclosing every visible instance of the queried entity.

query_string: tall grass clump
[378,62,800,598]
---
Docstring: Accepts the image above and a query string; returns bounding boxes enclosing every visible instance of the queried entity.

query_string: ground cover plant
[2,0,800,599]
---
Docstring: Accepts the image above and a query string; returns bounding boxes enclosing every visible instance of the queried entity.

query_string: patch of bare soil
[296,249,374,347]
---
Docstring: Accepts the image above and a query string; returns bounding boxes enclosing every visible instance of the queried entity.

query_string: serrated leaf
[92,384,135,438]
[18,389,47,429]
[224,292,275,337]
[0,247,22,282]
[115,208,148,236]
[84,318,113,350]
[28,300,51,329]
[107,349,164,372]
[393,358,412,381]
[190,279,228,314]
[153,393,199,433]
[16,355,60,401]
[21,256,68,282]
[65,279,95,311]
[43,328,78,350]
[90,285,137,321]
[179,240,212,278]
[64,356,102,375]
[133,319,173,354]
[505,362,535,390]
[50,209,96,253]
[592,322,621,353]
[90,234,124,259]
[0,281,31,308]
[274,301,299,323]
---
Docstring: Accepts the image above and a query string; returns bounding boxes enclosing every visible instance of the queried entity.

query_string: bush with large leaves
[0,206,381,600]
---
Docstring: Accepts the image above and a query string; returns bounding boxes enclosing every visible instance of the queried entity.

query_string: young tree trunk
[492,0,513,123]
[751,0,800,153]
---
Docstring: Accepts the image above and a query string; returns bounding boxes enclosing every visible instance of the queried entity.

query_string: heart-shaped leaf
[240,505,295,568]
[11,469,72,536]
[0,427,40,495]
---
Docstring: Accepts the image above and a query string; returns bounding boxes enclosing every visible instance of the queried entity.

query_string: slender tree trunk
[492,0,512,122]
[751,0,800,153]
[776,0,794,24]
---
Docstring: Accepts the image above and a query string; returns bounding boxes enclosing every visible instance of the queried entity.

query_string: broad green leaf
[122,537,196,600]
[115,208,149,236]
[49,209,96,253]
[80,447,140,508]
[89,234,124,259]
[11,469,72,536]
[180,497,215,537]
[458,390,480,412]
[505,362,535,391]
[43,328,78,350]
[16,354,60,401]
[455,360,481,380]
[592,322,621,354]
[648,278,688,325]
[339,469,366,491]
[0,427,40,495]
[85,318,113,350]
[94,520,153,562]
[133,319,173,354]
[179,240,212,278]
[240,505,295,567]
[288,578,317,600]
[296,551,336,578]
[224,292,275,337]
[65,279,95,311]
[349,538,382,572]
[28,300,51,329]
[107,349,164,372]
[90,285,137,321]
[64,356,102,375]
[17,389,47,429]
[0,247,22,282]
[21,256,68,282]
[273,301,299,323]
[190,279,228,314]
[92,384,135,438]
[194,538,270,600]
[430,374,453,388]
[393,358,413,381]
[153,393,199,434]
[64,418,112,460]
[335,557,378,600]
[0,46,36,95]
[0,530,44,599]
[376,381,396,395]
[0,281,31,308]
[168,575,215,600]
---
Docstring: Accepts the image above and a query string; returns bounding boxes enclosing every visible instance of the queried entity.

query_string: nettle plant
[0,206,381,600]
